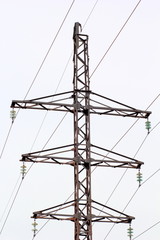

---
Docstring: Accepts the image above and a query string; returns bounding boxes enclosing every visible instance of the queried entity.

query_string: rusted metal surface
[32,199,134,224]
[11,91,151,118]
[21,143,143,168]
[12,23,151,240]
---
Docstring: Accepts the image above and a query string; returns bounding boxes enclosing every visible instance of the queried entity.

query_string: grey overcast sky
[0,0,160,239]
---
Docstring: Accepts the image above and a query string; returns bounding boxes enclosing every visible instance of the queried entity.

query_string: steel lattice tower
[11,23,151,240]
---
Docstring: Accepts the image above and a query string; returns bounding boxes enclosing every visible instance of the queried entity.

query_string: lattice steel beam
[11,90,151,118]
[21,143,143,169]
[12,22,152,240]
[32,199,134,224]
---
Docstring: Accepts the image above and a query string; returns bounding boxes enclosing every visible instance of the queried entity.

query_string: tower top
[73,22,82,36]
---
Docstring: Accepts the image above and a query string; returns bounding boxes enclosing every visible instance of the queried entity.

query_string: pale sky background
[0,0,160,239]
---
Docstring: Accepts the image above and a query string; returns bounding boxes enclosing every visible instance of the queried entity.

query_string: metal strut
[11,22,151,240]
[73,22,92,239]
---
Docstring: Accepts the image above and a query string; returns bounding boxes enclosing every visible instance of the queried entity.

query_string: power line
[31,91,160,238]
[32,219,50,240]
[0,179,23,235]
[104,223,115,240]
[32,114,158,238]
[126,165,160,207]
[2,0,140,167]
[17,112,69,180]
[29,54,72,152]
[103,140,160,239]
[33,191,75,239]
[149,120,160,133]
[30,59,160,240]
[146,93,160,110]
[123,163,160,214]
[106,133,148,202]
[2,0,159,237]
[102,90,159,157]
[32,129,152,238]
[42,113,68,150]
[101,91,160,239]
[132,220,160,239]
[103,165,160,240]
[82,0,99,29]
[0,122,13,159]
[23,0,76,101]
[0,107,69,237]
[124,183,160,239]
[0,0,76,161]
[95,131,148,236]
[95,96,160,236]
[1,0,98,163]
[90,0,143,78]
[16,0,102,193]
[142,168,160,186]
[27,4,105,238]
[30,1,160,236]
[0,175,21,224]
[0,2,76,235]
[110,112,160,200]
[29,0,100,153]
[100,93,160,204]
[30,83,160,159]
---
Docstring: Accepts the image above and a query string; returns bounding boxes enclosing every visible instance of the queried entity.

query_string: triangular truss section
[21,144,75,165]
[21,143,143,169]
[11,90,151,118]
[11,22,151,239]
[32,199,134,224]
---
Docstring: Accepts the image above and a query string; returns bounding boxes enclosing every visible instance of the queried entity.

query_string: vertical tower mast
[11,22,151,240]
[73,22,92,239]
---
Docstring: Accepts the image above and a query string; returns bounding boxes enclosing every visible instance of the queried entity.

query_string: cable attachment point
[32,219,38,237]
[127,223,133,240]
[10,109,16,123]
[137,169,142,187]
[145,119,151,134]
[20,162,27,180]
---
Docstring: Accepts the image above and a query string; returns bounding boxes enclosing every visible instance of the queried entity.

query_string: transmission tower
[11,23,151,239]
